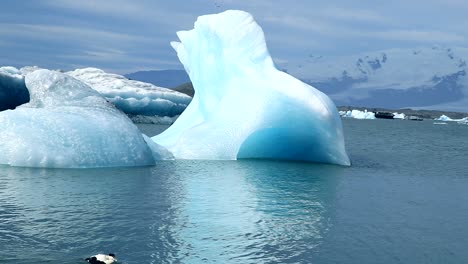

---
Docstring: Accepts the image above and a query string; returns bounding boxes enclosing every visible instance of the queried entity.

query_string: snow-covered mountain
[284,46,468,112]
[126,46,468,112]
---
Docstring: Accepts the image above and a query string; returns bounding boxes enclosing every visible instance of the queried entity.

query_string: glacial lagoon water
[1,119,467,263]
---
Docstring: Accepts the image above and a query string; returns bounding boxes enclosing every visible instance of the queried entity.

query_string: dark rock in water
[85,253,116,264]
[375,111,394,119]
[408,116,423,121]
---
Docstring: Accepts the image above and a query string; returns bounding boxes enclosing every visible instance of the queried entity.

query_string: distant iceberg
[392,112,406,119]
[339,109,376,119]
[152,10,350,165]
[435,115,453,121]
[458,118,468,125]
[435,115,468,122]
[434,115,468,124]
[0,70,163,168]
[339,110,407,120]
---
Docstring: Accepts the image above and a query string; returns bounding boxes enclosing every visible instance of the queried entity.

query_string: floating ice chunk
[67,68,192,117]
[435,115,453,121]
[0,69,162,168]
[434,115,468,124]
[152,10,350,165]
[0,66,29,111]
[340,109,376,119]
[458,118,468,125]
[392,112,405,119]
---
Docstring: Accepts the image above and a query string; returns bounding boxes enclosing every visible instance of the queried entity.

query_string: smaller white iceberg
[0,70,164,168]
[435,115,468,124]
[435,115,453,121]
[340,109,376,119]
[457,117,468,125]
[392,112,405,119]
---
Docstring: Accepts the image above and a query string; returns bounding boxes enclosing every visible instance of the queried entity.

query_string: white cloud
[375,30,465,43]
[0,23,154,44]
[44,0,196,28]
[59,49,178,65]
[262,15,336,34]
[3,0,468,73]
[320,7,388,23]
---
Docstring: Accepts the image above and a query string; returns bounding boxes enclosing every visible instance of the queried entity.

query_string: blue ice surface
[153,10,350,166]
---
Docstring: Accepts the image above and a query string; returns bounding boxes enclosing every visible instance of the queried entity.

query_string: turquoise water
[1,119,467,263]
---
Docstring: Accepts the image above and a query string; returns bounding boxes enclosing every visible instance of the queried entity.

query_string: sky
[1,0,468,74]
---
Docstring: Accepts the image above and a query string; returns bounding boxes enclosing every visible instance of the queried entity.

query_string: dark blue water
[1,119,467,263]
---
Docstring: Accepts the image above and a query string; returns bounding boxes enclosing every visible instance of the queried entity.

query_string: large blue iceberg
[153,10,350,165]
[0,70,162,168]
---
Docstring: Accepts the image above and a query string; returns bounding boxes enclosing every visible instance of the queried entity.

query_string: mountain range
[126,46,468,112]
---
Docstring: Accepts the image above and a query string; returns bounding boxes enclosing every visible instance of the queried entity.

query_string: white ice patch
[393,112,406,119]
[152,10,350,166]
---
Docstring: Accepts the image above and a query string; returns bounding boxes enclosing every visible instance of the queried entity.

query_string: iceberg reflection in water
[0,160,342,263]
[2,120,468,263]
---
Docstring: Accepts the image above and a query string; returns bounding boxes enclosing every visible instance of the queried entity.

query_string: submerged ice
[153,10,350,165]
[0,70,158,168]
